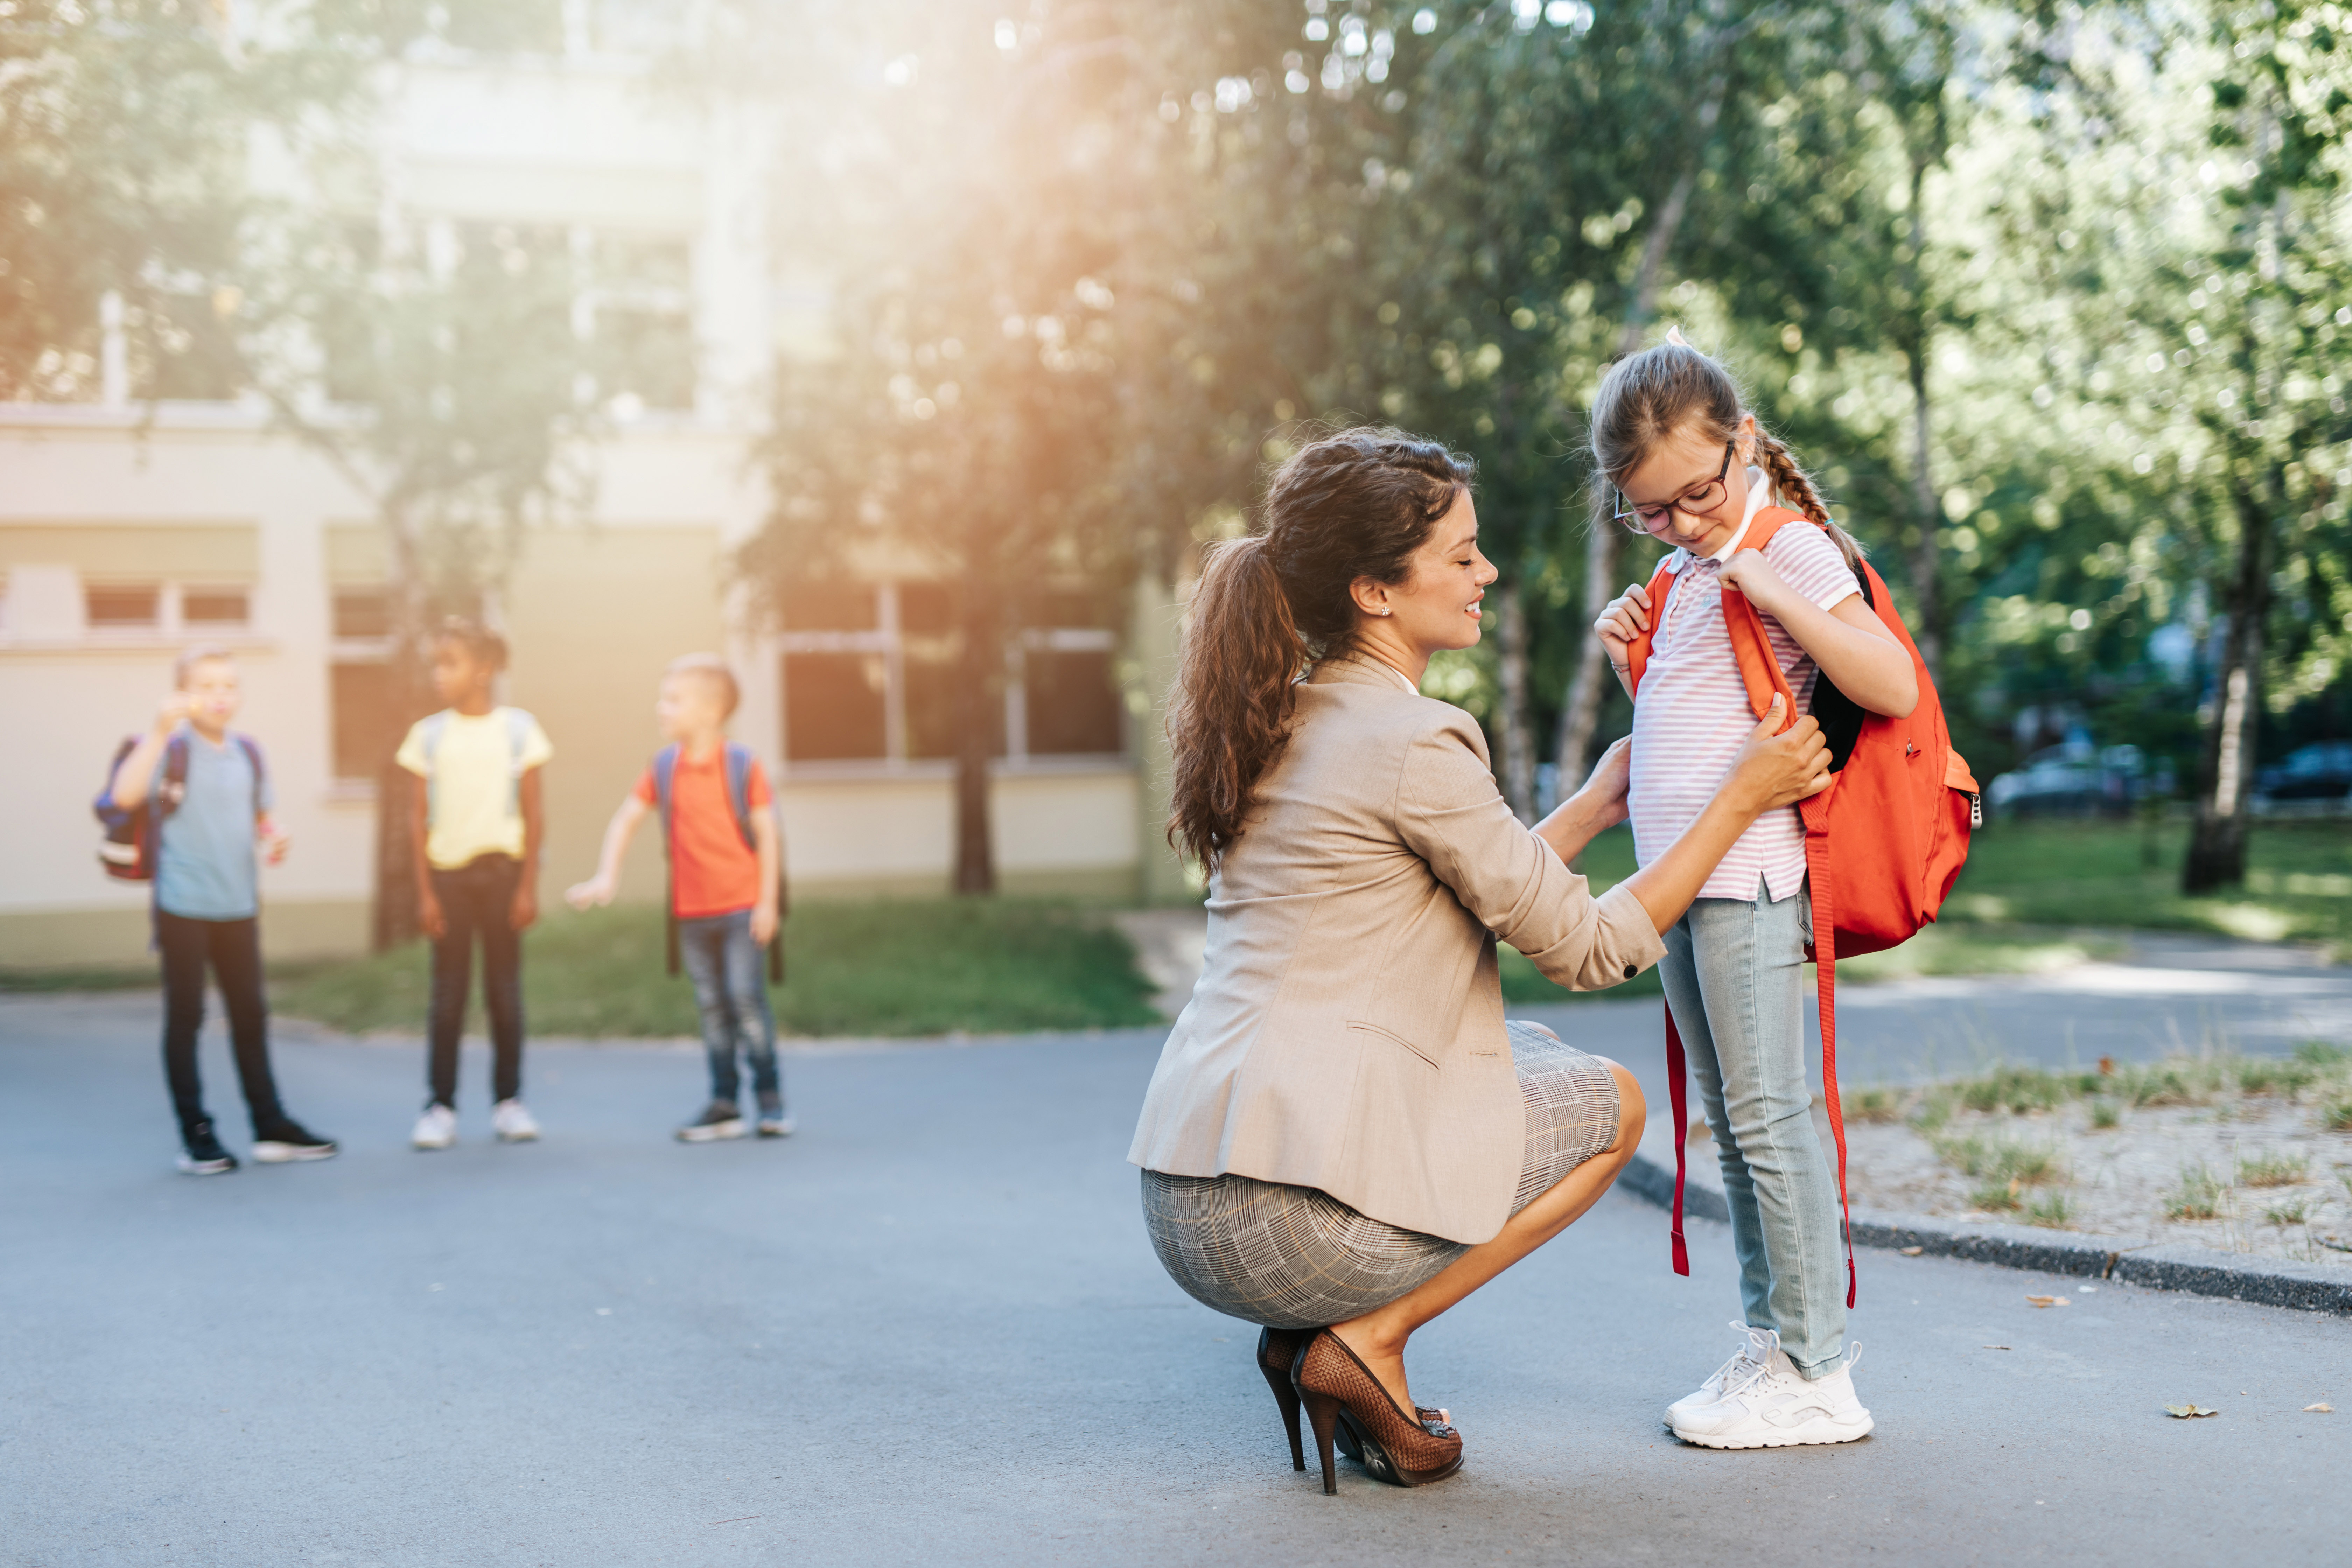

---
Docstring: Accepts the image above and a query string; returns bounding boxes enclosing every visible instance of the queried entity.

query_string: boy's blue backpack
[650,742,786,983]
[94,731,265,882]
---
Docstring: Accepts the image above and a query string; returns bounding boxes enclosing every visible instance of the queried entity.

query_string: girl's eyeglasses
[1613,440,1735,533]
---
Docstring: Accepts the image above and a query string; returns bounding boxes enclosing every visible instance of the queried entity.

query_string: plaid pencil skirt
[1141,1020,1621,1330]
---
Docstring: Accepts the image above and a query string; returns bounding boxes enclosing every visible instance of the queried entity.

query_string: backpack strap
[652,745,681,850]
[1665,1001,1690,1277]
[723,744,758,852]
[234,734,265,820]
[1619,560,1680,697]
[1807,837,1858,1308]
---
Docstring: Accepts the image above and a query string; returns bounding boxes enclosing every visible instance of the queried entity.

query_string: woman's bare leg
[1328,1060,1647,1413]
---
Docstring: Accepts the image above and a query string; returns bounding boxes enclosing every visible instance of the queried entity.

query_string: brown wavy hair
[1166,426,1474,867]
[1588,335,1863,568]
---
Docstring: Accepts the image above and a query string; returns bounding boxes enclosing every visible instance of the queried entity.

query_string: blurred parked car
[2256,741,2352,806]
[1987,740,2168,819]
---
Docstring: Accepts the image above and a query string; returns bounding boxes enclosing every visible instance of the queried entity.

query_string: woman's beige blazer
[1128,654,1666,1246]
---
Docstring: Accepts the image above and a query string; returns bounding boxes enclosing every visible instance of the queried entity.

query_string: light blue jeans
[678,909,782,1109]
[1658,879,1846,1380]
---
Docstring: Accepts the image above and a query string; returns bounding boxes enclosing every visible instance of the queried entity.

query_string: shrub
[2237,1150,2309,1188]
[2165,1163,2225,1222]
[2325,1098,2352,1133]
[1937,1134,2062,1187]
[2088,1099,2122,1130]
[2294,1039,2350,1066]
[1970,1178,2024,1213]
[2238,1058,2319,1096]
[1846,1085,1905,1124]
[2263,1197,2311,1227]
[2026,1191,2074,1229]
[1956,1064,2076,1115]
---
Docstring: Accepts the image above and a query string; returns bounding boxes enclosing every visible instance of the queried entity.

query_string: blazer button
[1624,963,1638,979]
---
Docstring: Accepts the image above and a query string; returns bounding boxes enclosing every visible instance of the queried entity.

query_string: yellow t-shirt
[395,707,555,870]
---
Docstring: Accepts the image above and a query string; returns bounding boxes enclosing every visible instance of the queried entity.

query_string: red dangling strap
[1809,853,1857,1308]
[1665,1001,1690,1276]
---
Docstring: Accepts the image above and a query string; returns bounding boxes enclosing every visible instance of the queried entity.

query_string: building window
[85,584,161,628]
[182,588,250,627]
[783,652,889,761]
[1023,645,1123,756]
[332,589,393,640]
[776,582,1121,769]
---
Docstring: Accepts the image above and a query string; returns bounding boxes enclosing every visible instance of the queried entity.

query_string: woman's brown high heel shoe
[1256,1328,1315,1471]
[1291,1329,1464,1494]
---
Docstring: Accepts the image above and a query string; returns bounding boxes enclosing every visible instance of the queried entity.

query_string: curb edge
[1620,1149,2352,1317]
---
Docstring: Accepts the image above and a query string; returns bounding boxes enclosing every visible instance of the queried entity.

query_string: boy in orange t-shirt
[568,655,789,1141]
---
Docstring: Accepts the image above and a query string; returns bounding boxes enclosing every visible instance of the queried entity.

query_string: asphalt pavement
[4,987,2347,1567]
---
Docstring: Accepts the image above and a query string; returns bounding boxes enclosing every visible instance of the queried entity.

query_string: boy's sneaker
[1670,1345,1873,1450]
[251,1120,339,1163]
[491,1099,541,1142]
[1665,1322,1781,1429]
[678,1100,747,1142]
[178,1121,238,1176]
[412,1103,458,1151]
[755,1097,794,1139]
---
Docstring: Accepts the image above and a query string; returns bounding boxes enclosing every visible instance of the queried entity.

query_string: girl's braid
[1753,427,1864,569]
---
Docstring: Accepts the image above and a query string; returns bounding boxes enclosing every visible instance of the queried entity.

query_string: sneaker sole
[495,1130,540,1142]
[177,1157,236,1175]
[251,1142,337,1163]
[756,1123,794,1138]
[678,1122,748,1142]
[1671,1414,1874,1449]
[412,1138,455,1151]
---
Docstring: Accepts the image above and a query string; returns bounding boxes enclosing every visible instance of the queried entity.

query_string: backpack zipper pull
[1969,791,1982,828]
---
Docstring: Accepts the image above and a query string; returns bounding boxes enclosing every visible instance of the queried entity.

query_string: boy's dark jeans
[426,854,525,1109]
[678,908,782,1106]
[158,911,287,1140]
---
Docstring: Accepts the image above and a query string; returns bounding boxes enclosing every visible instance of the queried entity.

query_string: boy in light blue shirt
[106,648,337,1175]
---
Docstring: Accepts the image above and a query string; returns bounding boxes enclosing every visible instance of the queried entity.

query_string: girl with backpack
[1589,332,1922,1450]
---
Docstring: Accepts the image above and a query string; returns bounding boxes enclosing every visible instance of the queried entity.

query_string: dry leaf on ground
[2164,1404,2220,1418]
[2025,1295,2071,1308]
[2305,1402,2334,1413]
[1899,1246,1924,1256]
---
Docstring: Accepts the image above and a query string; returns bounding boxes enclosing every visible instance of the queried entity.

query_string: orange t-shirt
[634,747,774,918]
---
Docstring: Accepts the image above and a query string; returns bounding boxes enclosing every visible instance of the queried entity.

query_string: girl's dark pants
[426,853,525,1109]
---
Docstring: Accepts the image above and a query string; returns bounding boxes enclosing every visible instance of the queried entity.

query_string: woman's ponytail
[1166,426,1474,868]
[1166,536,1307,865]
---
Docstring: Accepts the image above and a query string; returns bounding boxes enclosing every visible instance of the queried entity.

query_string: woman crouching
[1128,426,1829,1493]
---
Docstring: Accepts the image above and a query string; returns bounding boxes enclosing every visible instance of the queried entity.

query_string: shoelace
[1703,1322,1779,1400]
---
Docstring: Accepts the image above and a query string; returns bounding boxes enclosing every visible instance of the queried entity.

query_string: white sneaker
[411,1104,457,1151]
[1665,1322,1781,1429]
[1670,1345,1873,1449]
[491,1099,540,1142]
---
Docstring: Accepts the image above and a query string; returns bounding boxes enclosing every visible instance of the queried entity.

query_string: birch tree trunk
[1902,155,1944,675]
[1551,103,1713,790]
[2182,471,2274,894]
[1493,581,1535,821]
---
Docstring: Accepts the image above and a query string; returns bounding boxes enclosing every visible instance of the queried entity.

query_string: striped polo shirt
[1628,471,1861,903]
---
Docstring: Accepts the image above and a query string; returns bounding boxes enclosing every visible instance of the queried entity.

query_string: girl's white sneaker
[411,1104,457,1151]
[1665,1322,1782,1429]
[491,1099,540,1142]
[1670,1345,1873,1449]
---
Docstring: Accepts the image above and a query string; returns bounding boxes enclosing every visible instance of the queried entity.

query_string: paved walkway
[3,992,2346,1566]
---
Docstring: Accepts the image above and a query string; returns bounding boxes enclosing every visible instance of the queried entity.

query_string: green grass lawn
[266,898,1161,1039]
[1943,816,2352,955]
[1498,815,2350,1003]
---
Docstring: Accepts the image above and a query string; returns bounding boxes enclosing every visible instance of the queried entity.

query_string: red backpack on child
[1621,507,1981,1306]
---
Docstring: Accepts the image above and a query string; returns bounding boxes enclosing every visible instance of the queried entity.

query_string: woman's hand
[1591,581,1652,674]
[1726,695,1830,813]
[1572,736,1633,828]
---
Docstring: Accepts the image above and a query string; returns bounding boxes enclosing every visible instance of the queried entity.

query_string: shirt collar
[1667,467,1771,574]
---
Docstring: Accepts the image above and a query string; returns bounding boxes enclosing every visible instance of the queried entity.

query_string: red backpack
[1622,507,1980,1306]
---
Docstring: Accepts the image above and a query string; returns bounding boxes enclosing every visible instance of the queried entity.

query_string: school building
[0,18,1185,970]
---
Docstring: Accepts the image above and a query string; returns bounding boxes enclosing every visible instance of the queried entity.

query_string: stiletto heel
[1290,1329,1464,1490]
[1300,1387,1343,1495]
[1255,1328,1308,1471]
